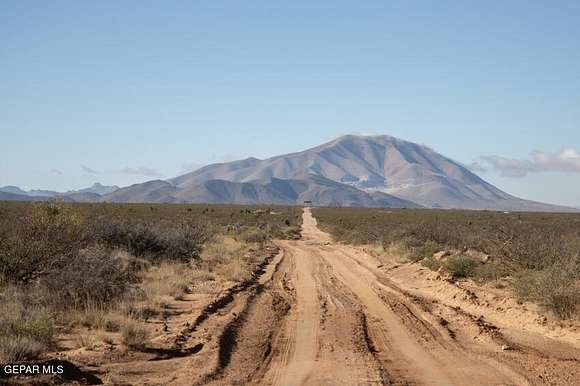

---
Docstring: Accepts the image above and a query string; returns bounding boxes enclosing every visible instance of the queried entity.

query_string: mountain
[0,186,28,195]
[68,183,119,196]
[0,191,34,201]
[168,134,575,212]
[100,175,420,208]
[0,183,119,202]
[3,135,576,211]
[100,180,180,203]
[64,192,103,203]
[28,190,59,197]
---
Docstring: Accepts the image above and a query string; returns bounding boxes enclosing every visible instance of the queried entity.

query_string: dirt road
[83,208,580,385]
[259,208,527,386]
[240,208,578,385]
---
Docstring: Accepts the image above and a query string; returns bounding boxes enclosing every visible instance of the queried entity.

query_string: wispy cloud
[81,164,162,177]
[50,168,63,175]
[81,165,100,174]
[475,148,580,178]
[120,166,163,177]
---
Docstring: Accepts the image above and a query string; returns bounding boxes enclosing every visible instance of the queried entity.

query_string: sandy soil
[24,208,580,385]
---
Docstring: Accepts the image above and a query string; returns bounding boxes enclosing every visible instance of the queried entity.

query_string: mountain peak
[3,135,576,212]
[164,134,576,212]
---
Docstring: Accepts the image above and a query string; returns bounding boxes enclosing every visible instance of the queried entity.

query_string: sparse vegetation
[313,207,580,319]
[121,320,150,350]
[0,286,54,362]
[0,201,301,359]
[442,255,480,278]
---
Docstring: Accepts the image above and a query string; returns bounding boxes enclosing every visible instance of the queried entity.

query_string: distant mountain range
[0,183,119,203]
[1,135,577,212]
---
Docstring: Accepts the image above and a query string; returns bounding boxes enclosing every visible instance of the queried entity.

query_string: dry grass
[314,207,580,319]
[0,201,299,358]
[200,236,255,283]
[0,286,54,361]
[120,320,150,350]
[141,262,191,302]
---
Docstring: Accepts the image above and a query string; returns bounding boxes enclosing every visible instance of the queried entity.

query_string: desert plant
[513,261,580,319]
[0,336,46,362]
[92,218,210,262]
[121,320,149,350]
[238,228,268,244]
[0,202,86,283]
[0,286,54,361]
[41,245,137,309]
[421,256,441,271]
[140,262,191,303]
[442,255,480,278]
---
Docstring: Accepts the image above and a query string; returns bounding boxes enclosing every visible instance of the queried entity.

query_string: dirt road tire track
[171,208,579,385]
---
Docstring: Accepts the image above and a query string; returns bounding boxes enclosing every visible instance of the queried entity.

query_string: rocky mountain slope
[166,135,574,211]
[101,175,420,208]
[3,135,576,211]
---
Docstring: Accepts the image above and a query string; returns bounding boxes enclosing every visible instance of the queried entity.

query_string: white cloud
[476,148,580,178]
[531,148,580,172]
[82,164,162,177]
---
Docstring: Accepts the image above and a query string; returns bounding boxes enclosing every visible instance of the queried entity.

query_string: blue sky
[1,1,579,206]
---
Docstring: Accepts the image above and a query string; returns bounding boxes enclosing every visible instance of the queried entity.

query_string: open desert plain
[1,200,579,386]
[3,1,580,385]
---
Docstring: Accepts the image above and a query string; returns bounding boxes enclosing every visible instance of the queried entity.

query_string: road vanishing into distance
[96,208,580,386]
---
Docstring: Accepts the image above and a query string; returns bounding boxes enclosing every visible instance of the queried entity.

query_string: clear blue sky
[1,1,579,206]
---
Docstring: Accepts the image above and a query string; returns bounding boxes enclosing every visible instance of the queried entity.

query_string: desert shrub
[474,262,509,281]
[314,207,580,319]
[216,255,248,282]
[92,218,210,262]
[191,268,216,282]
[41,245,137,309]
[200,236,253,282]
[543,285,579,320]
[421,256,441,271]
[121,320,149,350]
[159,222,209,261]
[0,202,86,283]
[0,336,46,362]
[93,220,163,256]
[408,240,441,262]
[141,262,191,302]
[442,256,480,278]
[238,228,268,244]
[68,306,128,331]
[0,287,54,361]
[513,261,580,319]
